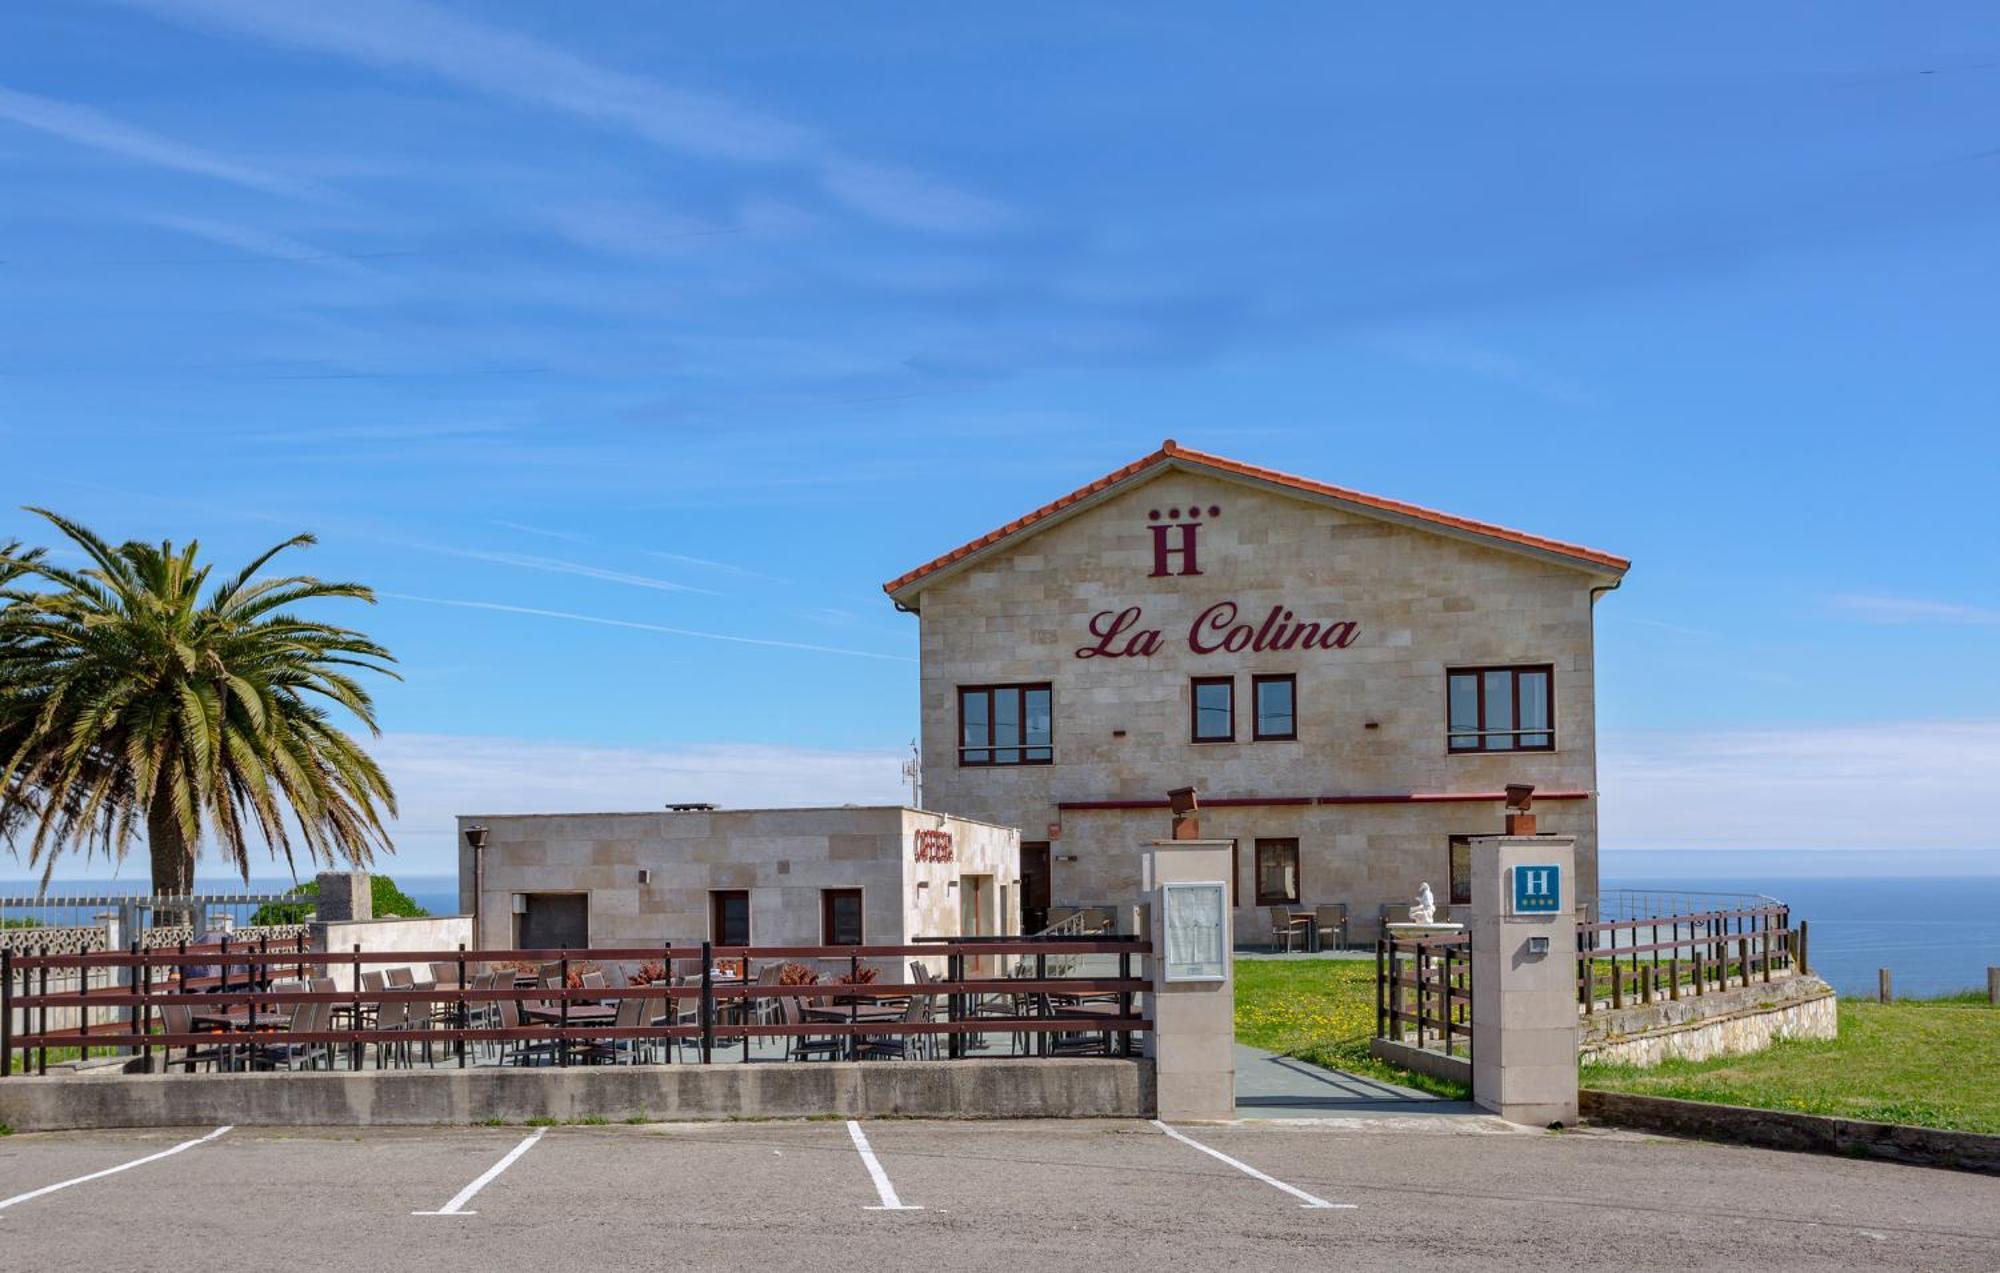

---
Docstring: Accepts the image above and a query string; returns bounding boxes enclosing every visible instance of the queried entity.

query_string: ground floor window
[1254,838,1300,906]
[821,888,864,946]
[710,889,750,945]
[1449,836,1473,907]
[516,892,588,949]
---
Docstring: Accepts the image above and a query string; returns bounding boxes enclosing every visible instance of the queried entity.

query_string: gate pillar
[1140,838,1235,1121]
[1468,834,1579,1126]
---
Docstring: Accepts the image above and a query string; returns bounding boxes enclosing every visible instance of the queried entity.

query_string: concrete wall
[910,469,1614,930]
[1581,1090,2000,1176]
[458,807,1018,977]
[0,1059,1152,1130]
[313,915,474,992]
[1580,976,1837,1068]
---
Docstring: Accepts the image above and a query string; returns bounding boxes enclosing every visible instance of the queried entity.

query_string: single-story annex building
[456,805,1020,969]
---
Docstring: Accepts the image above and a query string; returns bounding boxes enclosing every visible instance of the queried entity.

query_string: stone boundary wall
[0,923,312,956]
[1580,975,1836,1067]
[0,1058,1152,1130]
[1368,1037,1471,1087]
[1582,1090,2000,1176]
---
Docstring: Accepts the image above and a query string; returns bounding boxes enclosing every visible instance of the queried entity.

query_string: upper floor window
[1252,674,1297,741]
[1190,676,1235,742]
[1447,664,1553,753]
[959,683,1052,766]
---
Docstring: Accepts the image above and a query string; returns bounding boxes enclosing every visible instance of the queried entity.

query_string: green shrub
[249,875,430,926]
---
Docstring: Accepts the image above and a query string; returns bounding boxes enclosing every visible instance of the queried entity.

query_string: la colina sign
[1075,601,1360,660]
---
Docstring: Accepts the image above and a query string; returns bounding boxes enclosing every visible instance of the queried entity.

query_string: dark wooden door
[1021,841,1052,934]
[519,893,589,949]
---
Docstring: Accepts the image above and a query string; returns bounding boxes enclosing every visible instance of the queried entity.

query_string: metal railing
[1,938,1152,1076]
[1594,888,1782,924]
[1578,903,1802,1012]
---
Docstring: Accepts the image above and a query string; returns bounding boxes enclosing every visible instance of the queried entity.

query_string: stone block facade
[458,806,1019,976]
[890,443,1626,936]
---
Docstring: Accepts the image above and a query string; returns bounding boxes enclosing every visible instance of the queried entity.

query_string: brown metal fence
[1372,903,1810,1056]
[1374,930,1471,1058]
[0,938,1151,1076]
[1576,904,1803,1012]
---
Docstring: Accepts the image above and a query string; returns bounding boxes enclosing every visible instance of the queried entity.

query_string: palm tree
[0,511,398,895]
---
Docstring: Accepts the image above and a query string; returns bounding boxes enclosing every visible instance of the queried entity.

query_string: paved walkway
[1233,1043,1481,1118]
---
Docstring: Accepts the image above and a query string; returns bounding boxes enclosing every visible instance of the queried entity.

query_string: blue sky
[2,3,1996,878]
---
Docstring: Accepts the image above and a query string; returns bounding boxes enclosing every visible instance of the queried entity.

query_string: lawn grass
[1232,957,1468,1099]
[1583,997,2000,1135]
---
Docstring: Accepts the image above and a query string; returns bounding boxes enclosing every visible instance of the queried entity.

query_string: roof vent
[666,802,718,812]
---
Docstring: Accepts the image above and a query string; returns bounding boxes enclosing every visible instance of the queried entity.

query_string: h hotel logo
[1512,864,1562,915]
[1147,503,1218,577]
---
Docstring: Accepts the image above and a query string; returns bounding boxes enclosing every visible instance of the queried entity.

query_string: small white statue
[1411,881,1436,925]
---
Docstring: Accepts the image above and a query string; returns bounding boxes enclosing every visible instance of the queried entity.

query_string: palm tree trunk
[146,790,194,899]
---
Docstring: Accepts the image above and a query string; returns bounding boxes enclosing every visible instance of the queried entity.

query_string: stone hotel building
[885,441,1629,942]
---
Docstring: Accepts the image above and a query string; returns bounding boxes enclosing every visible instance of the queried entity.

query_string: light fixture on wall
[510,894,528,915]
[1057,854,1080,863]
[464,824,488,943]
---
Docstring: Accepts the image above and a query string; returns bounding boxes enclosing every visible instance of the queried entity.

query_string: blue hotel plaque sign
[1511,864,1562,915]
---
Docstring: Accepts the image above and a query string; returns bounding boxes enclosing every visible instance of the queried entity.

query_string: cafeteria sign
[913,829,954,863]
[1511,864,1562,915]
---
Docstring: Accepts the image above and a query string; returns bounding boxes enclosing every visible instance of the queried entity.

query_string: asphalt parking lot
[1,1117,1996,1272]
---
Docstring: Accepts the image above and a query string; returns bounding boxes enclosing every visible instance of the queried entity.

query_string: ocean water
[1607,876,2000,1000]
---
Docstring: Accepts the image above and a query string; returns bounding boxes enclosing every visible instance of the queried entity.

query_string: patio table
[520,1004,618,1026]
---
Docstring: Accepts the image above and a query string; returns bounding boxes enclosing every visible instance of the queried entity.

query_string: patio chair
[750,963,784,1025]
[429,961,459,987]
[386,967,415,990]
[1268,906,1305,953]
[495,997,564,1067]
[359,970,387,994]
[254,997,329,1071]
[582,993,651,1066]
[1315,903,1349,953]
[778,995,847,1062]
[580,970,607,991]
[372,999,414,1070]
[1036,993,1113,1057]
[855,989,930,1062]
[156,1002,225,1073]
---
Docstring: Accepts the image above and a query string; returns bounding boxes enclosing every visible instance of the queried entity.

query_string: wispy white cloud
[144,213,373,274]
[381,592,916,663]
[0,83,315,199]
[1829,593,2000,625]
[124,0,1009,233]
[1600,719,2000,853]
[490,519,592,546]
[373,733,909,870]
[425,548,718,596]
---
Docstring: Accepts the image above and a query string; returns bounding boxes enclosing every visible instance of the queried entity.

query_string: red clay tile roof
[883,439,1630,597]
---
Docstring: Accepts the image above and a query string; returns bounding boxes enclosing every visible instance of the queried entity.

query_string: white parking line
[412,1127,547,1216]
[846,1120,922,1211]
[0,1125,233,1215]
[1150,1120,1356,1210]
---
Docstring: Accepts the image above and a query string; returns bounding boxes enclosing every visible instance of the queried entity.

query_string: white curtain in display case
[1162,881,1226,982]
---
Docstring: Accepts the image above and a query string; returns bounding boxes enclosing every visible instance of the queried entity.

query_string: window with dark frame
[1448,836,1473,907]
[1191,676,1235,742]
[710,889,750,946]
[821,888,864,946]
[1252,674,1297,741]
[1254,838,1300,906]
[1447,664,1554,752]
[958,683,1053,766]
